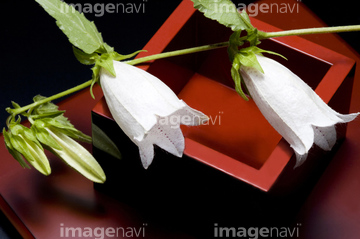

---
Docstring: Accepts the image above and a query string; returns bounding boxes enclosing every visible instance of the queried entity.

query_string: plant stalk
[10,80,92,116]
[259,25,360,39]
[9,24,360,117]
[8,42,230,117]
[126,41,229,65]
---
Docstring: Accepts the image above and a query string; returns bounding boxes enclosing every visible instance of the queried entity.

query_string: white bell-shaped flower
[100,61,208,169]
[240,55,359,167]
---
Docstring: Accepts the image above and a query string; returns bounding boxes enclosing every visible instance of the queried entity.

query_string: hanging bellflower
[240,55,359,167]
[100,61,209,169]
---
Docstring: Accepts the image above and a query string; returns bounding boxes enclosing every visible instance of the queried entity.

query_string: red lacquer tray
[92,0,355,192]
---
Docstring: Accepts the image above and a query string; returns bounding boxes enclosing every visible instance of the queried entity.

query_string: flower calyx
[73,45,144,99]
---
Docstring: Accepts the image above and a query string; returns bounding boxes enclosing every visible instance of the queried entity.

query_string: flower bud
[32,119,105,183]
[5,124,51,175]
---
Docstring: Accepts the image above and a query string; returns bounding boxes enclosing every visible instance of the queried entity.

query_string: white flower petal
[313,125,336,151]
[150,122,184,157]
[295,152,308,168]
[176,102,210,126]
[240,55,359,166]
[137,140,154,169]
[100,61,208,168]
[136,122,184,169]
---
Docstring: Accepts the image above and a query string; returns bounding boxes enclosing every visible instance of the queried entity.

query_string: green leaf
[96,54,116,77]
[32,95,59,115]
[112,50,146,62]
[98,43,114,54]
[73,46,99,65]
[35,0,104,54]
[31,95,66,119]
[191,0,251,31]
[240,46,287,59]
[11,101,21,109]
[230,57,249,100]
[246,28,261,46]
[237,52,264,73]
[30,111,65,120]
[239,9,251,25]
[227,30,243,61]
[50,115,74,128]
[90,64,101,99]
[256,48,288,61]
[238,46,287,72]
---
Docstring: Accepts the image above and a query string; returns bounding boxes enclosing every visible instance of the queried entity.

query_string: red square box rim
[92,0,355,191]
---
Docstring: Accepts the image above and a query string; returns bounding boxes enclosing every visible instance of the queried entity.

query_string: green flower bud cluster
[3,95,105,183]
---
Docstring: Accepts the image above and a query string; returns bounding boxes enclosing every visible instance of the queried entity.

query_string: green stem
[10,80,92,116]
[8,24,360,118]
[126,41,229,65]
[8,42,230,117]
[259,25,360,39]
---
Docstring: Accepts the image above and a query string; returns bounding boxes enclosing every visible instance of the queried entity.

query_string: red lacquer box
[91,0,355,233]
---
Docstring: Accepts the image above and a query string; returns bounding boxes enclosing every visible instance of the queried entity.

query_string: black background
[1,0,360,237]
